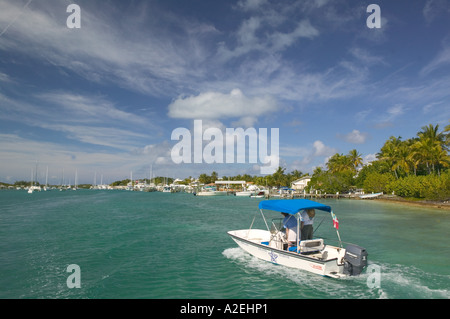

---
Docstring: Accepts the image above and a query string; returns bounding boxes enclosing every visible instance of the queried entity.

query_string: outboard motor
[343,244,368,276]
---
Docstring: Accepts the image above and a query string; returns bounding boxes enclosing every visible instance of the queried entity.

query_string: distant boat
[43,166,50,191]
[236,185,264,197]
[28,164,41,194]
[28,185,41,194]
[359,192,383,199]
[73,169,78,190]
[195,186,227,196]
[250,191,266,198]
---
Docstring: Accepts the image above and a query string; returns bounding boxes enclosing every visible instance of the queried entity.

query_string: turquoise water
[0,190,449,299]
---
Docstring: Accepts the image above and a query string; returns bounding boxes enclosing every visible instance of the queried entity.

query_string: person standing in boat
[300,209,315,240]
[281,213,298,250]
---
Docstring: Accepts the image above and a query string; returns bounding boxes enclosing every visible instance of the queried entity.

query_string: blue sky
[0,0,449,184]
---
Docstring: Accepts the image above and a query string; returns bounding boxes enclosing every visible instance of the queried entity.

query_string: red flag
[332,213,339,230]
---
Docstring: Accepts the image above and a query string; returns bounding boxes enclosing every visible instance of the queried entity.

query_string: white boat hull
[227,229,348,278]
[196,191,227,196]
[27,186,41,193]
[235,191,253,197]
[359,192,383,199]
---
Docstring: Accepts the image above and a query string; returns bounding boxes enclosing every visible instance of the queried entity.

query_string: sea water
[0,190,449,299]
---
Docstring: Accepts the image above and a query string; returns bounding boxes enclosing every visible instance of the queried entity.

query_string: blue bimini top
[258,199,332,215]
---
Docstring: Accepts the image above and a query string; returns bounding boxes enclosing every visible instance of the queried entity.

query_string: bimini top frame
[257,199,342,248]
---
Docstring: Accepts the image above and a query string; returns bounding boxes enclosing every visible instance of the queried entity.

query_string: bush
[389,172,450,200]
[309,170,354,194]
[362,172,395,194]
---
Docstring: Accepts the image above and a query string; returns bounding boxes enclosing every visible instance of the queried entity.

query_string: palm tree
[272,166,287,187]
[211,171,218,183]
[415,124,449,175]
[417,124,444,144]
[348,149,363,171]
[408,141,425,175]
[377,136,403,178]
[443,122,450,150]
[392,142,411,176]
[430,143,450,176]
[327,153,353,173]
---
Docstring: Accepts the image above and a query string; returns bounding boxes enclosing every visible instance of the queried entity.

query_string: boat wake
[222,248,450,299]
[366,262,450,299]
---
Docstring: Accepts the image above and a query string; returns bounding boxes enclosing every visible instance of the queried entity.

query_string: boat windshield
[270,218,284,234]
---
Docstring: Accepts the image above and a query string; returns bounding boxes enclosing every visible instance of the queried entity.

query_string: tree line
[195,168,307,188]
[5,124,446,200]
[193,123,449,200]
[309,123,449,200]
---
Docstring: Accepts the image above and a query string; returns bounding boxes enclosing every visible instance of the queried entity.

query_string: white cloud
[0,0,370,108]
[363,153,377,165]
[167,89,278,126]
[0,133,181,183]
[0,71,13,83]
[313,140,337,157]
[349,47,388,66]
[0,134,129,182]
[269,19,319,52]
[217,18,319,61]
[423,0,450,24]
[420,42,450,75]
[422,101,444,113]
[0,1,217,96]
[236,0,269,12]
[386,104,406,118]
[282,140,337,174]
[35,92,148,127]
[372,104,407,128]
[339,129,369,144]
[0,91,159,151]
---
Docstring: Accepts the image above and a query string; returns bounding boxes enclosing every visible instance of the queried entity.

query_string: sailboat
[28,164,41,193]
[43,166,50,191]
[73,169,78,190]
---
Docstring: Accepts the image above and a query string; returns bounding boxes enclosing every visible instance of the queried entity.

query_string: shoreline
[372,196,450,210]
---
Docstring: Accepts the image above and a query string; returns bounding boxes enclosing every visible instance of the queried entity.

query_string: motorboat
[235,185,262,197]
[195,186,227,196]
[162,185,172,193]
[227,199,368,278]
[359,192,383,199]
[27,185,41,194]
[236,185,267,197]
[235,190,254,197]
[250,190,266,198]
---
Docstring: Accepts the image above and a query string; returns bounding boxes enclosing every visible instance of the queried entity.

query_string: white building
[291,176,311,191]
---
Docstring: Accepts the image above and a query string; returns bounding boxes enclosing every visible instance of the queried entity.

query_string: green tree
[198,173,211,184]
[444,122,450,148]
[412,124,449,175]
[327,153,353,173]
[348,149,363,171]
[362,172,395,193]
[377,136,407,178]
[211,171,218,182]
[272,166,287,187]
